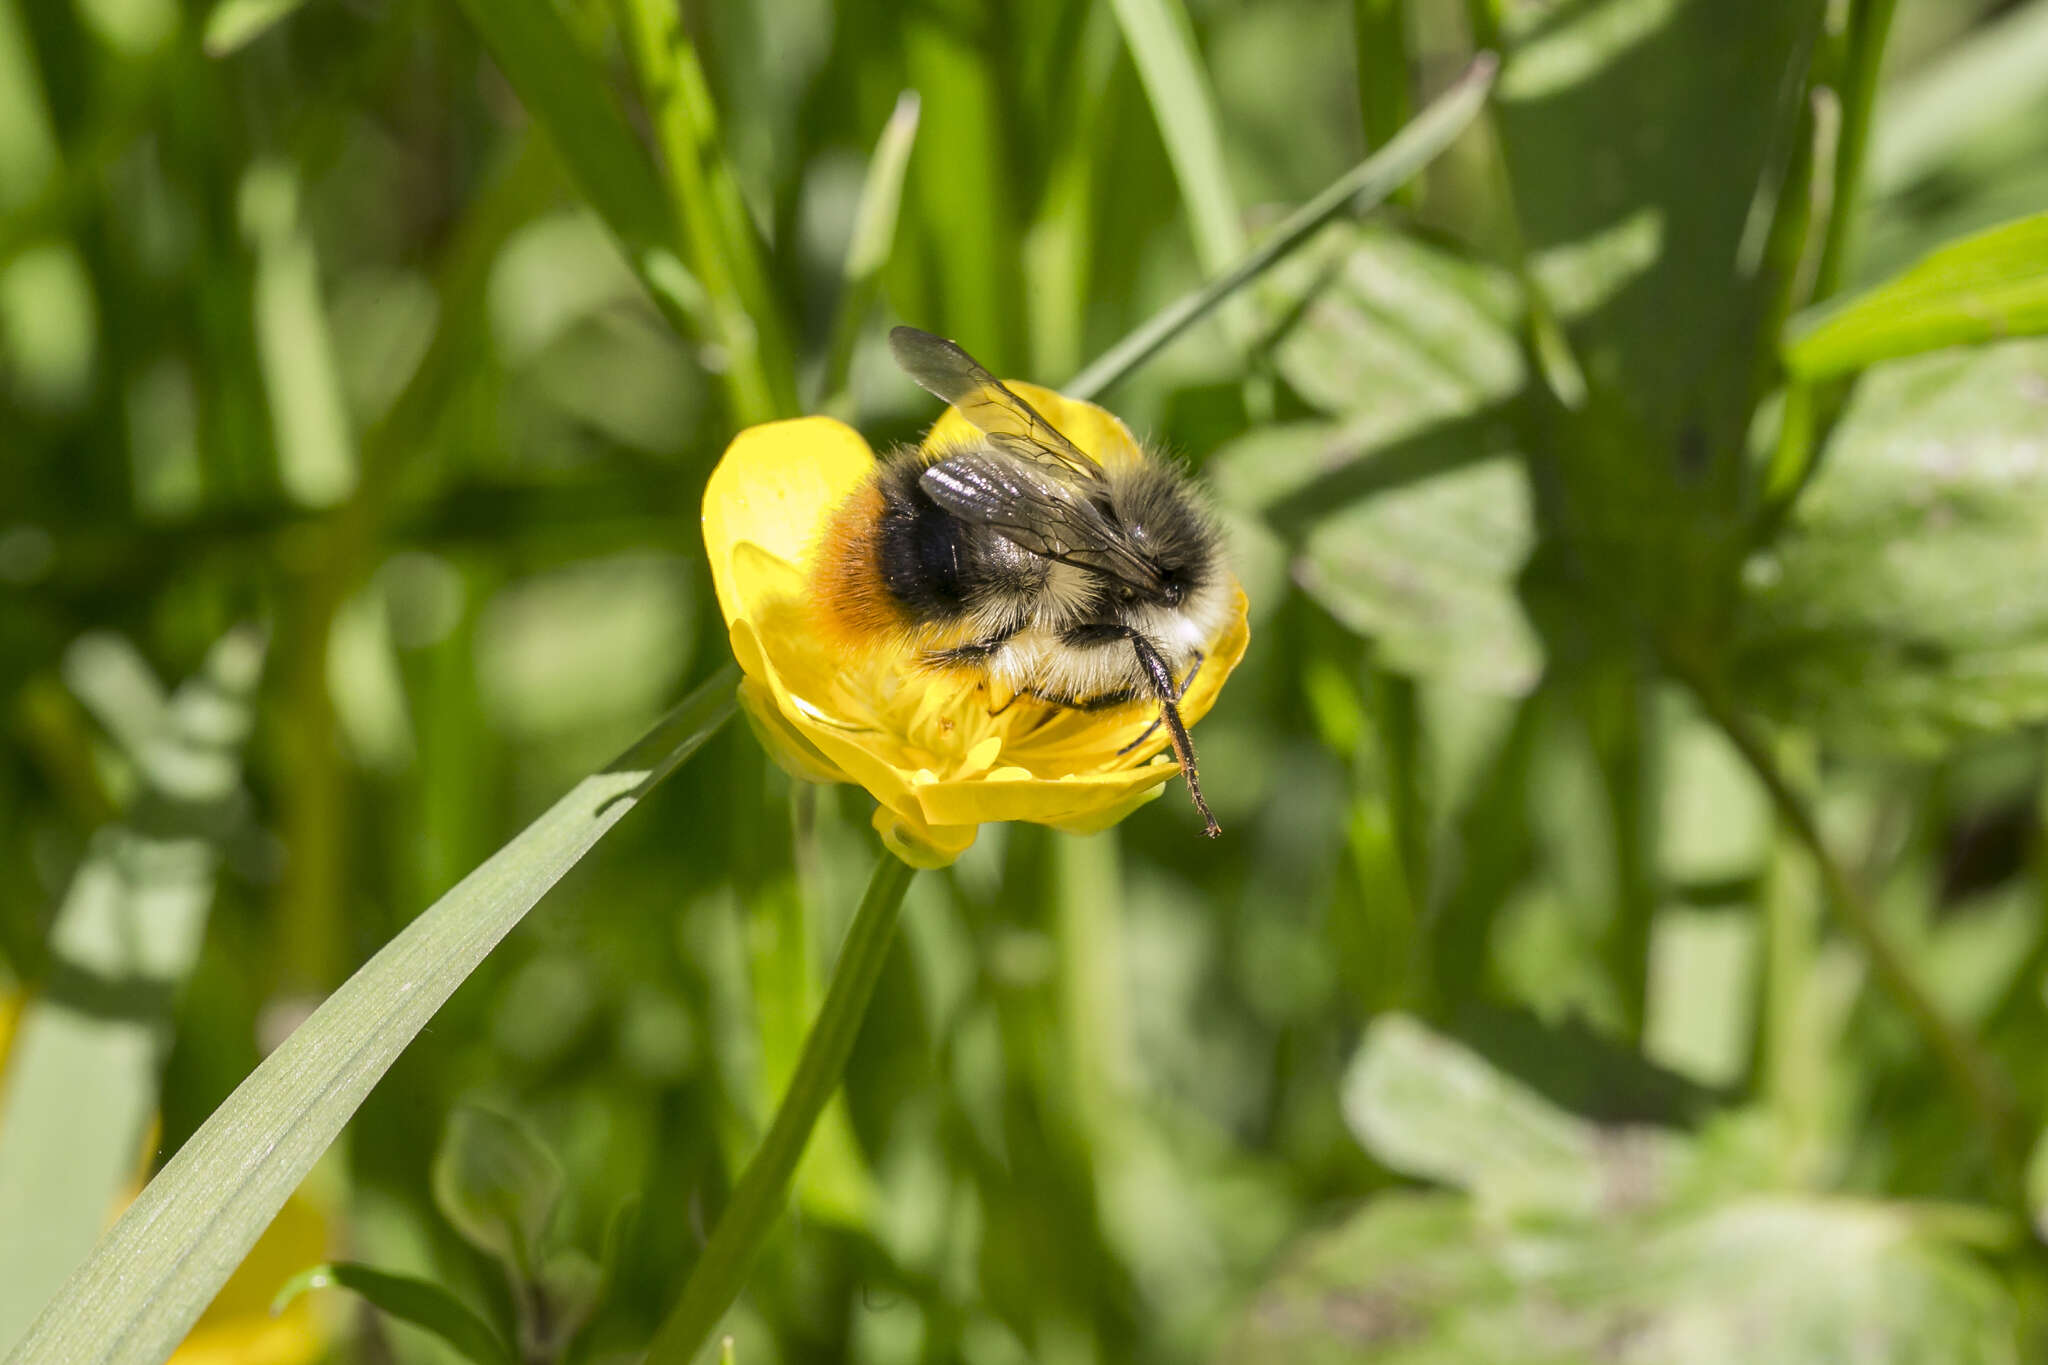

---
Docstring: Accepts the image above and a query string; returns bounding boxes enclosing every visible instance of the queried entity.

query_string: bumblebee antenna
[1121,629,1220,837]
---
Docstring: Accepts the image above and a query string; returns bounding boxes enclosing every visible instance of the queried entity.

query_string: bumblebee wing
[920,449,1165,592]
[889,326,1099,480]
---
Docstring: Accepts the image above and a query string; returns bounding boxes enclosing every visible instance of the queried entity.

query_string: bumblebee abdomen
[875,462,972,619]
[814,447,1030,652]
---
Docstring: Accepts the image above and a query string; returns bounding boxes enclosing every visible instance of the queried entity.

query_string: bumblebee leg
[1056,626,1212,839]
[1116,650,1205,755]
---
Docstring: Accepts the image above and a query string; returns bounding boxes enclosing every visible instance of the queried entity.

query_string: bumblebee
[813,326,1233,836]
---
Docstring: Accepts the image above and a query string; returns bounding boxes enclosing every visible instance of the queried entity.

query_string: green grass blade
[273,1263,515,1365]
[1785,210,2048,380]
[1810,0,1899,302]
[0,629,265,1351]
[446,0,711,343]
[240,162,357,509]
[1108,0,1245,273]
[615,0,798,424]
[200,0,309,57]
[1353,0,1415,210]
[1066,53,1497,401]
[1,666,738,1365]
[819,91,921,415]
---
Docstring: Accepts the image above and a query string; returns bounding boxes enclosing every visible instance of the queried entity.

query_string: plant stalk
[1685,671,2021,1188]
[1811,0,1899,303]
[643,851,917,1364]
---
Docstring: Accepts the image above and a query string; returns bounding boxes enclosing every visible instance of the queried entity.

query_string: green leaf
[1485,0,1826,634]
[1,667,736,1365]
[820,90,922,414]
[1221,1189,2018,1365]
[200,0,307,57]
[1491,0,1823,435]
[1735,339,2048,754]
[1340,1015,1687,1217]
[1212,215,1524,523]
[432,1106,563,1278]
[0,627,264,1350]
[274,1263,515,1365]
[1260,1013,2018,1362]
[1786,212,2048,380]
[1292,456,1542,695]
[1266,225,1524,424]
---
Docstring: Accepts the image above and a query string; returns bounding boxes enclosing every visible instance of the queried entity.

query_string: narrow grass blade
[200,0,308,56]
[1786,211,2048,380]
[820,91,921,414]
[1066,53,1498,402]
[447,0,710,342]
[1353,0,1415,209]
[273,1264,514,1365]
[1810,0,1899,302]
[0,628,265,1351]
[240,162,356,508]
[1108,0,1246,273]
[615,0,799,424]
[1,666,738,1365]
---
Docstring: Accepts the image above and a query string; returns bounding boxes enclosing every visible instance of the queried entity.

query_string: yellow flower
[702,381,1248,867]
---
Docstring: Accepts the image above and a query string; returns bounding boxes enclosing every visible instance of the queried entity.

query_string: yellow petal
[726,537,810,632]
[1049,782,1168,835]
[738,678,848,785]
[702,417,875,628]
[912,759,1179,827]
[923,381,1143,470]
[704,393,1250,850]
[874,803,978,868]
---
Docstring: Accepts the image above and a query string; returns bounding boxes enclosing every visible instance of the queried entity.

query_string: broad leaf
[1225,223,1538,691]
[1485,0,1826,640]
[1736,339,2048,754]
[1292,456,1542,696]
[274,1263,514,1365]
[1236,1015,2016,1363]
[1787,212,2048,380]
[433,1106,563,1278]
[1341,1015,1687,1219]
[1220,1189,2017,1365]
[1490,0,1823,445]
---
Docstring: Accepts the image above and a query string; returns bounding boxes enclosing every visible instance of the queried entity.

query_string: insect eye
[1162,582,1185,607]
[1119,586,1135,602]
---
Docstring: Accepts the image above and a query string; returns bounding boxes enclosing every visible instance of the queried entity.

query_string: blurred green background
[7,0,2048,1360]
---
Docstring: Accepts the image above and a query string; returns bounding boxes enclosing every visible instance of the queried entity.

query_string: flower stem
[643,851,917,1364]
[1682,669,2022,1190]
